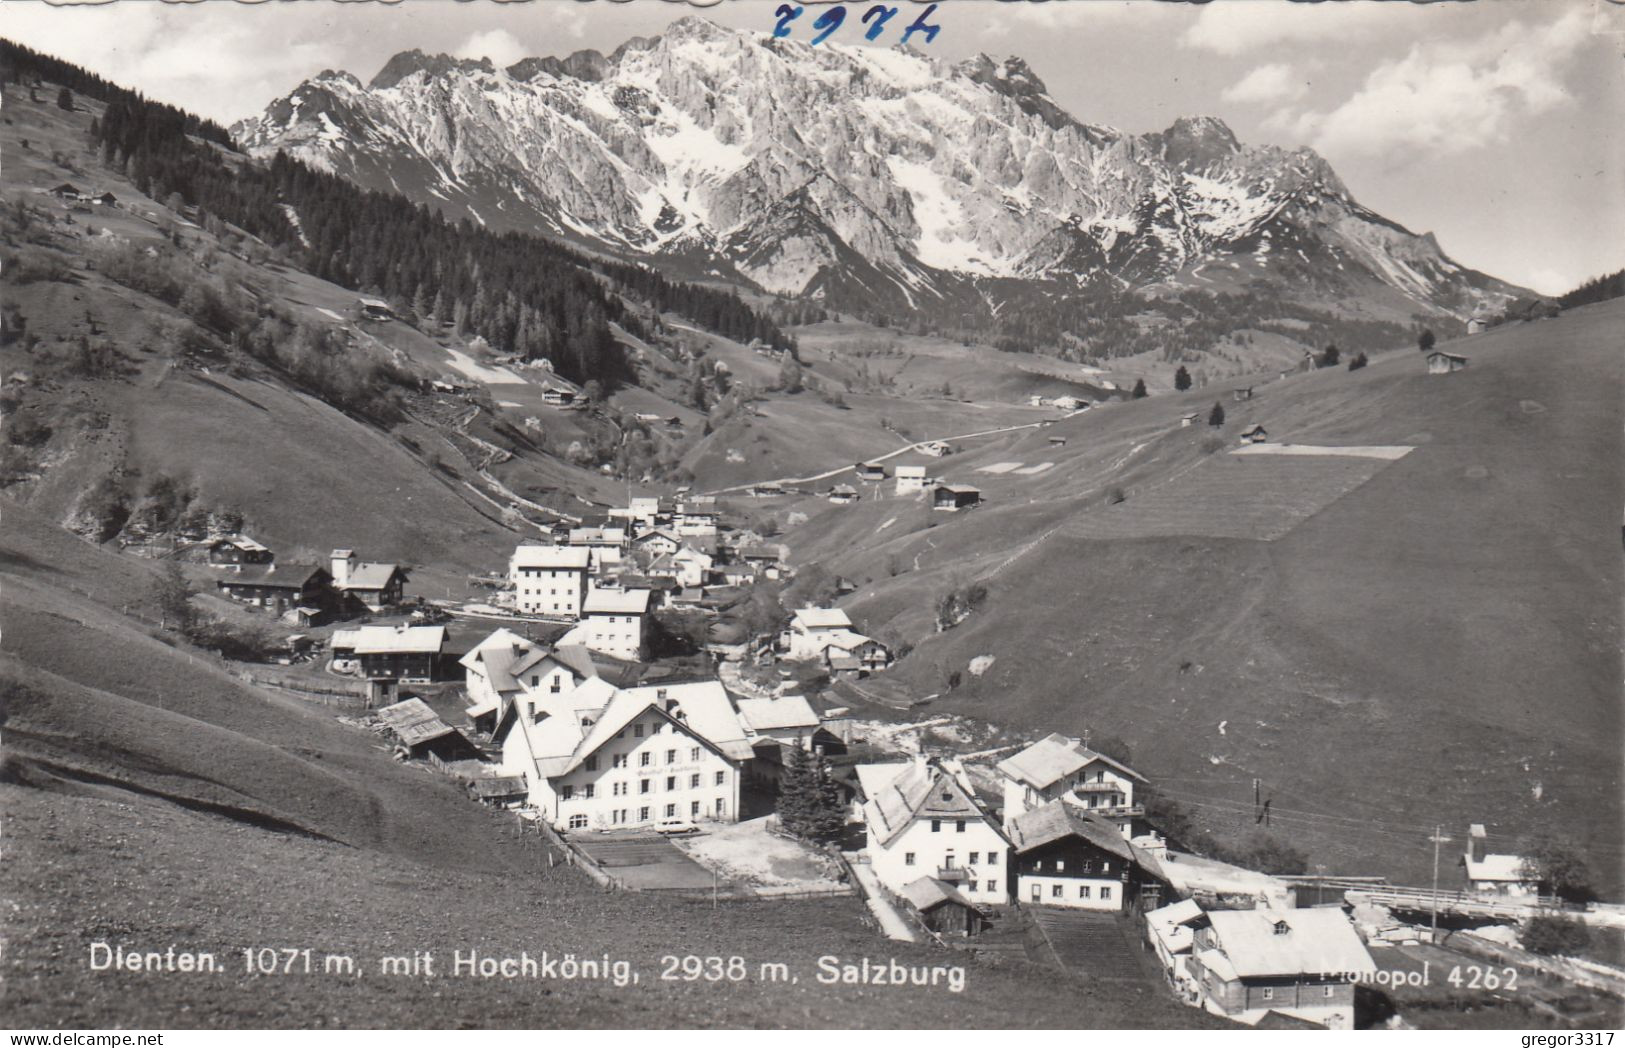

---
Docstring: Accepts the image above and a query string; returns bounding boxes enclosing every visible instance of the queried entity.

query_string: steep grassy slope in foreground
[0,505,1221,1029]
[792,302,1624,891]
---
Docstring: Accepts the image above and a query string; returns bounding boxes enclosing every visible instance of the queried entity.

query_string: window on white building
[969,852,979,866]
[634,725,644,738]
[640,753,651,767]
[1052,884,1063,898]
[640,779,651,794]
[931,820,941,833]
[714,798,726,817]
[665,776,676,791]
[689,774,700,788]
[987,880,997,893]
[665,804,676,818]
[1079,886,1091,899]
[1101,886,1112,901]
[666,749,677,764]
[583,784,595,799]
[714,771,725,786]
[905,853,916,866]
[585,756,598,772]
[568,814,588,829]
[987,850,998,865]
[956,820,966,832]
[691,801,701,817]
[561,785,574,801]
[690,747,701,761]
[638,806,649,822]
[1262,988,1274,1001]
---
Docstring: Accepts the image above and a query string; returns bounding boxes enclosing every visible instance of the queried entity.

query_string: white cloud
[981,0,1168,38]
[1221,63,1306,105]
[0,3,349,124]
[1283,9,1590,158]
[454,29,530,68]
[1180,1,1390,55]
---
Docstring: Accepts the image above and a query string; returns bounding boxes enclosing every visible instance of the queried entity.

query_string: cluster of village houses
[200,484,1550,1031]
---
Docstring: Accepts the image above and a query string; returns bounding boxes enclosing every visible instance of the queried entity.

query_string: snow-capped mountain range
[234,16,1520,317]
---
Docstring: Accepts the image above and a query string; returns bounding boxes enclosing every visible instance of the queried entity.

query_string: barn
[900,876,987,937]
[933,484,982,512]
[1426,351,1469,375]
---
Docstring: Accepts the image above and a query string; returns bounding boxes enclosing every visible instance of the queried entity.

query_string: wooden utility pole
[1428,826,1452,942]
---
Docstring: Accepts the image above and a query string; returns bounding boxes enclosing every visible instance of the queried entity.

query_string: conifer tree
[778,741,846,842]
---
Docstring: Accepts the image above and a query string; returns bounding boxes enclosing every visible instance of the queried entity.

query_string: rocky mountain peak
[1155,115,1241,169]
[369,49,494,90]
[508,49,611,84]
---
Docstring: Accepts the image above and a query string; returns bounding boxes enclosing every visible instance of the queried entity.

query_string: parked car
[655,818,698,836]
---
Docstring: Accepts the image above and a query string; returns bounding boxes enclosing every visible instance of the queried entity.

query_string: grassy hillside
[791,302,1624,891]
[0,85,651,576]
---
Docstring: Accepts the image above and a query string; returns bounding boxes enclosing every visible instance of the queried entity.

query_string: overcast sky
[4,0,1621,294]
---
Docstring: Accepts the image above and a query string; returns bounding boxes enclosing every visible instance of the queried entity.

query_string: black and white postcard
[2,0,1621,1035]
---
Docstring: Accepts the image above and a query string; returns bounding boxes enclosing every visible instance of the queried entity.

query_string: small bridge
[1344,885,1552,920]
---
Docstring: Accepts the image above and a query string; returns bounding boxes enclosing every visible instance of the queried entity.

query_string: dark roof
[217,563,328,589]
[468,776,528,800]
[1007,800,1138,863]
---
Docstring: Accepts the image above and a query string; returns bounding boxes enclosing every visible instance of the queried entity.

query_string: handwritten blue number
[810,5,847,45]
[901,2,941,45]
[861,5,899,41]
[774,4,803,38]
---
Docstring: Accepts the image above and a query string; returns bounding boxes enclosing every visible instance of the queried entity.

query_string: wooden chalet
[215,563,331,613]
[331,549,409,612]
[1239,425,1269,444]
[1008,800,1166,912]
[207,534,273,567]
[1426,351,1468,375]
[827,484,860,505]
[351,625,446,683]
[933,483,982,512]
[1187,908,1373,1029]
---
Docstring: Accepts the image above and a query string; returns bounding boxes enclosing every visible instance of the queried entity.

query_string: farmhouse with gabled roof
[857,756,1009,907]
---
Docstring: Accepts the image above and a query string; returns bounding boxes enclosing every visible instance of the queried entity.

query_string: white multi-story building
[459,628,597,727]
[496,676,755,831]
[510,545,592,617]
[857,756,1010,907]
[997,733,1147,836]
[578,588,653,661]
[895,465,928,494]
